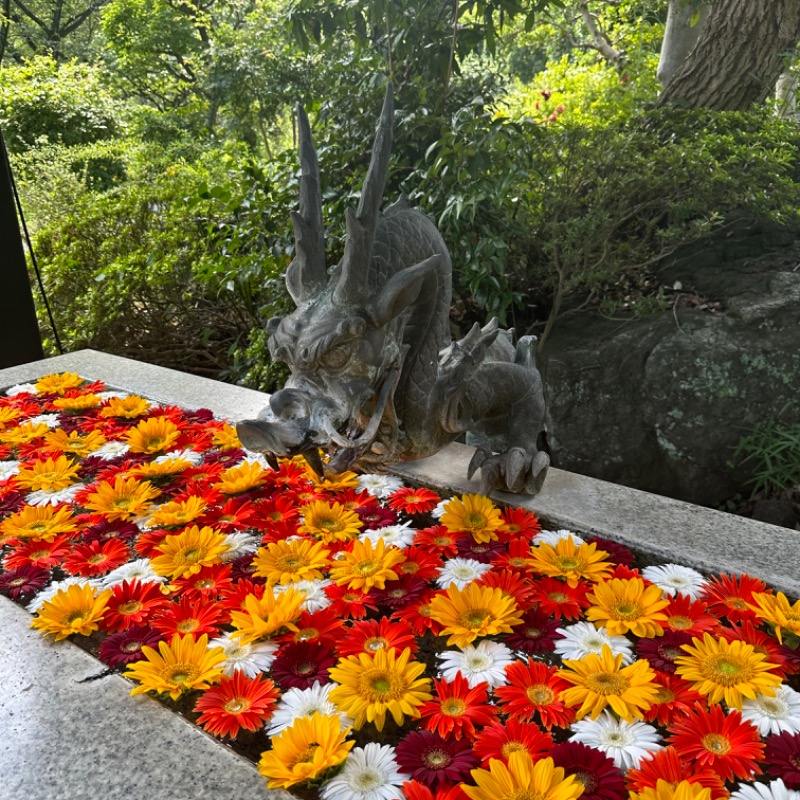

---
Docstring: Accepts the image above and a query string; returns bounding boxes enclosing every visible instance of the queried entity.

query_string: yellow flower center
[526,684,556,705]
[355,559,378,576]
[119,600,144,615]
[360,668,405,701]
[87,553,108,564]
[195,578,215,590]
[433,537,451,546]
[365,637,388,652]
[122,640,143,653]
[223,697,250,714]
[727,598,747,610]
[555,556,584,571]
[442,698,467,717]
[319,518,344,532]
[177,618,199,633]
[669,615,693,630]
[293,743,320,766]
[702,733,732,755]
[548,592,568,603]
[466,512,487,529]
[501,742,528,759]
[276,554,306,570]
[585,671,630,695]
[114,498,132,509]
[423,748,452,768]
[613,601,643,620]
[655,687,675,703]
[509,557,527,568]
[67,612,85,625]
[297,628,319,641]
[457,608,491,629]
[164,663,198,685]
[180,547,205,564]
[703,655,753,685]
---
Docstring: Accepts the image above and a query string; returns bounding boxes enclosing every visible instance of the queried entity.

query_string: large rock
[539,222,800,506]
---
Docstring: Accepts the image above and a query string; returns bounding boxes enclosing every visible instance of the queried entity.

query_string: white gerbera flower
[356,473,404,499]
[26,484,84,506]
[27,577,103,614]
[156,449,203,466]
[218,531,259,561]
[570,711,662,770]
[274,578,332,612]
[0,459,21,479]
[267,682,352,735]
[741,685,800,736]
[730,780,800,800]
[209,631,279,678]
[359,522,415,549]
[27,413,60,428]
[435,557,492,590]
[97,391,128,402]
[6,383,37,396]
[554,621,635,664]
[534,529,585,546]
[92,440,131,461]
[641,564,708,601]
[438,640,514,689]
[100,558,166,588]
[321,743,408,800]
[431,499,448,519]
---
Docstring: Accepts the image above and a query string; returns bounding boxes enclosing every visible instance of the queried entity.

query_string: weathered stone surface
[540,222,800,507]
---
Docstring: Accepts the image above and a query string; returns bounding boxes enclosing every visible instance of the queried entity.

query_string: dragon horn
[285,103,327,304]
[334,83,394,306]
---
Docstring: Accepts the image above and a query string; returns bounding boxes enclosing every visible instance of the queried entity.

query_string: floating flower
[321,742,407,800]
[35,372,84,394]
[750,592,800,644]
[674,632,782,709]
[554,620,635,664]
[528,537,612,587]
[503,606,560,656]
[146,496,208,528]
[337,616,417,659]
[439,493,504,543]
[229,586,305,644]
[642,564,709,601]
[418,672,497,740]
[549,741,626,800]
[13,454,81,492]
[43,428,107,458]
[214,460,268,494]
[765,732,800,789]
[62,538,130,577]
[356,473,404,498]
[0,564,50,599]
[150,524,229,580]
[51,392,102,411]
[209,631,279,677]
[435,557,492,591]
[662,594,719,636]
[570,711,663,770]
[194,671,279,738]
[267,682,352,735]
[499,506,541,537]
[98,626,164,667]
[100,395,151,418]
[625,746,728,800]
[30,582,112,640]
[395,730,478,790]
[637,629,693,674]
[124,632,225,700]
[387,486,441,515]
[150,595,226,639]
[642,671,704,727]
[299,499,363,543]
[628,780,714,800]
[495,658,574,729]
[82,476,161,521]
[730,779,800,800]
[103,579,169,633]
[0,421,48,445]
[125,416,181,454]
[0,503,78,542]
[329,537,406,592]
[473,717,554,765]
[257,712,354,790]
[328,646,432,731]
[742,684,800,736]
[701,573,767,625]
[271,639,337,690]
[586,578,669,638]
[530,577,591,620]
[438,640,514,690]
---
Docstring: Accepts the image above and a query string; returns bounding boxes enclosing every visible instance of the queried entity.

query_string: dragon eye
[322,345,350,369]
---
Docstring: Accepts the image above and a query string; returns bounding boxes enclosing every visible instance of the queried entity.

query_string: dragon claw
[471,447,550,495]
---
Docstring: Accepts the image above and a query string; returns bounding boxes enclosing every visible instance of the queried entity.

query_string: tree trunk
[656,0,711,86]
[658,0,800,110]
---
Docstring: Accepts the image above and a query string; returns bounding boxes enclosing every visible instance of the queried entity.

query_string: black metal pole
[0,129,44,367]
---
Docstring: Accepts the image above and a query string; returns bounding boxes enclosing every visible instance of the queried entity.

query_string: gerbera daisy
[208,630,279,677]
[124,416,181,454]
[456,536,506,563]
[439,493,504,543]
[328,646,432,731]
[505,606,561,656]
[387,486,441,515]
[554,621,635,664]
[98,626,164,667]
[337,616,417,659]
[528,537,613,587]
[663,595,720,636]
[435,557,492,591]
[35,371,84,394]
[0,565,50,599]
[219,530,260,562]
[171,563,233,602]
[100,395,152,418]
[584,536,634,567]
[372,574,427,610]
[150,524,230,579]
[674,632,782,709]
[414,525,463,557]
[271,639,337,690]
[103,579,169,633]
[100,557,166,589]
[529,577,591,620]
[356,473,404,498]
[197,496,257,532]
[742,684,800,736]
[718,620,793,678]
[360,523,416,550]
[146,495,208,528]
[534,529,586,547]
[491,537,536,573]
[438,640,514,690]
[82,518,140,545]
[124,632,226,700]
[357,504,400,531]
[642,564,709,601]
[750,592,800,644]
[326,583,378,620]
[499,505,541,537]
[418,672,497,740]
[299,499,363,543]
[229,585,306,644]
[461,752,584,800]
[495,658,575,729]
[276,577,332,613]
[321,742,408,800]
[549,741,626,800]
[1,503,78,542]
[252,538,331,586]
[218,577,264,613]
[214,460,268,494]
[637,630,694,674]
[570,711,663,770]
[193,671,279,738]
[258,712,354,789]
[427,582,522,648]
[667,703,764,781]
[328,536,406,593]
[473,717,554,765]
[701,573,767,625]
[395,730,478,790]
[765,731,800,789]
[82,476,161,521]
[267,681,353,735]
[629,780,715,800]
[62,538,130,577]
[730,779,800,800]
[625,746,728,800]
[42,428,107,458]
[30,582,113,640]
[3,534,71,569]
[586,578,670,638]
[13,454,81,492]
[150,596,226,639]
[0,420,48,445]
[284,606,346,646]
[51,392,102,412]
[642,671,704,726]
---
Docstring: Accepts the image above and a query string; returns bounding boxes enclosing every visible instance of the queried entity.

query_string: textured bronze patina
[237,86,549,494]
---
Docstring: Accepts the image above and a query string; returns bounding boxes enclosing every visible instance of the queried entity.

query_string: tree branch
[578,0,624,68]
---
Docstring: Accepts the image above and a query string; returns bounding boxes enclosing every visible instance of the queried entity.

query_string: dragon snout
[269,388,311,420]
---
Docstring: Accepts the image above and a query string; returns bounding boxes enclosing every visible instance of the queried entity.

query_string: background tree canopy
[2,0,800,389]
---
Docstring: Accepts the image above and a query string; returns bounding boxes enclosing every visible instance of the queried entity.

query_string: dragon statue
[236,85,550,494]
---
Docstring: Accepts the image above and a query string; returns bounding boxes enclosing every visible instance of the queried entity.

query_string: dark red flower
[98,626,164,667]
[504,606,559,655]
[395,730,478,790]
[636,629,693,673]
[550,741,626,800]
[584,536,634,567]
[0,565,50,599]
[372,574,427,609]
[455,536,504,563]
[356,504,398,530]
[81,519,140,545]
[271,640,336,690]
[765,731,800,789]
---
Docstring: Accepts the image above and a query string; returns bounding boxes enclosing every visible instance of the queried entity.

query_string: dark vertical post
[0,129,44,367]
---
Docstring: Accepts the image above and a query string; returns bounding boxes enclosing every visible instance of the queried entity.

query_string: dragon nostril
[270,389,309,419]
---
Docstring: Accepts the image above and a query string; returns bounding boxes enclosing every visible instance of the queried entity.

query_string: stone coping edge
[2,348,796,597]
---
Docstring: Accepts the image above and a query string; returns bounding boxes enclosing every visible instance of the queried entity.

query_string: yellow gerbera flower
[51,393,102,411]
[83,476,161,520]
[252,539,331,585]
[462,752,585,800]
[147,495,208,528]
[124,633,226,700]
[328,647,432,731]
[749,591,800,644]
[229,586,306,644]
[150,525,229,579]
[440,493,504,543]
[329,537,406,592]
[214,460,268,494]
[13,454,81,492]
[528,537,613,587]
[0,421,49,445]
[674,632,782,709]
[0,406,21,428]
[630,779,713,800]
[0,503,78,543]
[586,578,669,638]
[211,422,241,450]
[313,469,360,492]
[43,428,107,457]
[298,500,363,543]
[257,713,354,789]
[35,372,84,395]
[559,645,659,721]
[100,395,152,418]
[30,583,113,641]
[428,582,524,648]
[127,457,192,481]
[125,416,181,454]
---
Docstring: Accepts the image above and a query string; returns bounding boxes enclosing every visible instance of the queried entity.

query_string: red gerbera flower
[473,717,554,765]
[330,487,378,511]
[391,590,443,637]
[701,573,767,625]
[133,528,171,558]
[662,594,720,636]
[765,731,800,789]
[262,460,308,491]
[491,537,535,573]
[193,671,279,739]
[549,741,626,800]
[62,538,130,577]
[584,536,634,567]
[413,525,462,557]
[218,578,265,613]
[81,519,140,545]
[98,626,164,667]
[494,658,575,729]
[504,607,560,656]
[372,574,427,609]
[172,462,224,492]
[667,702,764,781]
[637,630,693,674]
[418,673,498,739]
[642,671,705,726]
[324,583,378,620]
[477,569,535,606]
[271,640,337,690]
[717,620,792,678]
[104,579,170,633]
[171,563,234,603]
[498,506,541,538]
[396,546,442,581]
[4,534,71,570]
[455,536,505,563]
[197,497,257,532]
[395,730,479,790]
[402,780,468,800]
[150,596,226,639]
[625,746,728,799]
[336,616,417,658]
[0,565,50,599]
[356,504,398,530]
[280,606,346,646]
[528,577,590,620]
[608,564,642,580]
[387,486,441,515]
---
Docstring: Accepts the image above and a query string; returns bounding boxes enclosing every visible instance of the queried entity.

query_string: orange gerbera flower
[440,493,504,543]
[82,476,161,521]
[494,659,575,729]
[625,746,728,800]
[13,454,81,492]
[663,595,720,636]
[1,503,78,543]
[125,416,181,454]
[528,537,613,587]
[586,578,669,638]
[419,672,498,740]
[194,671,279,739]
